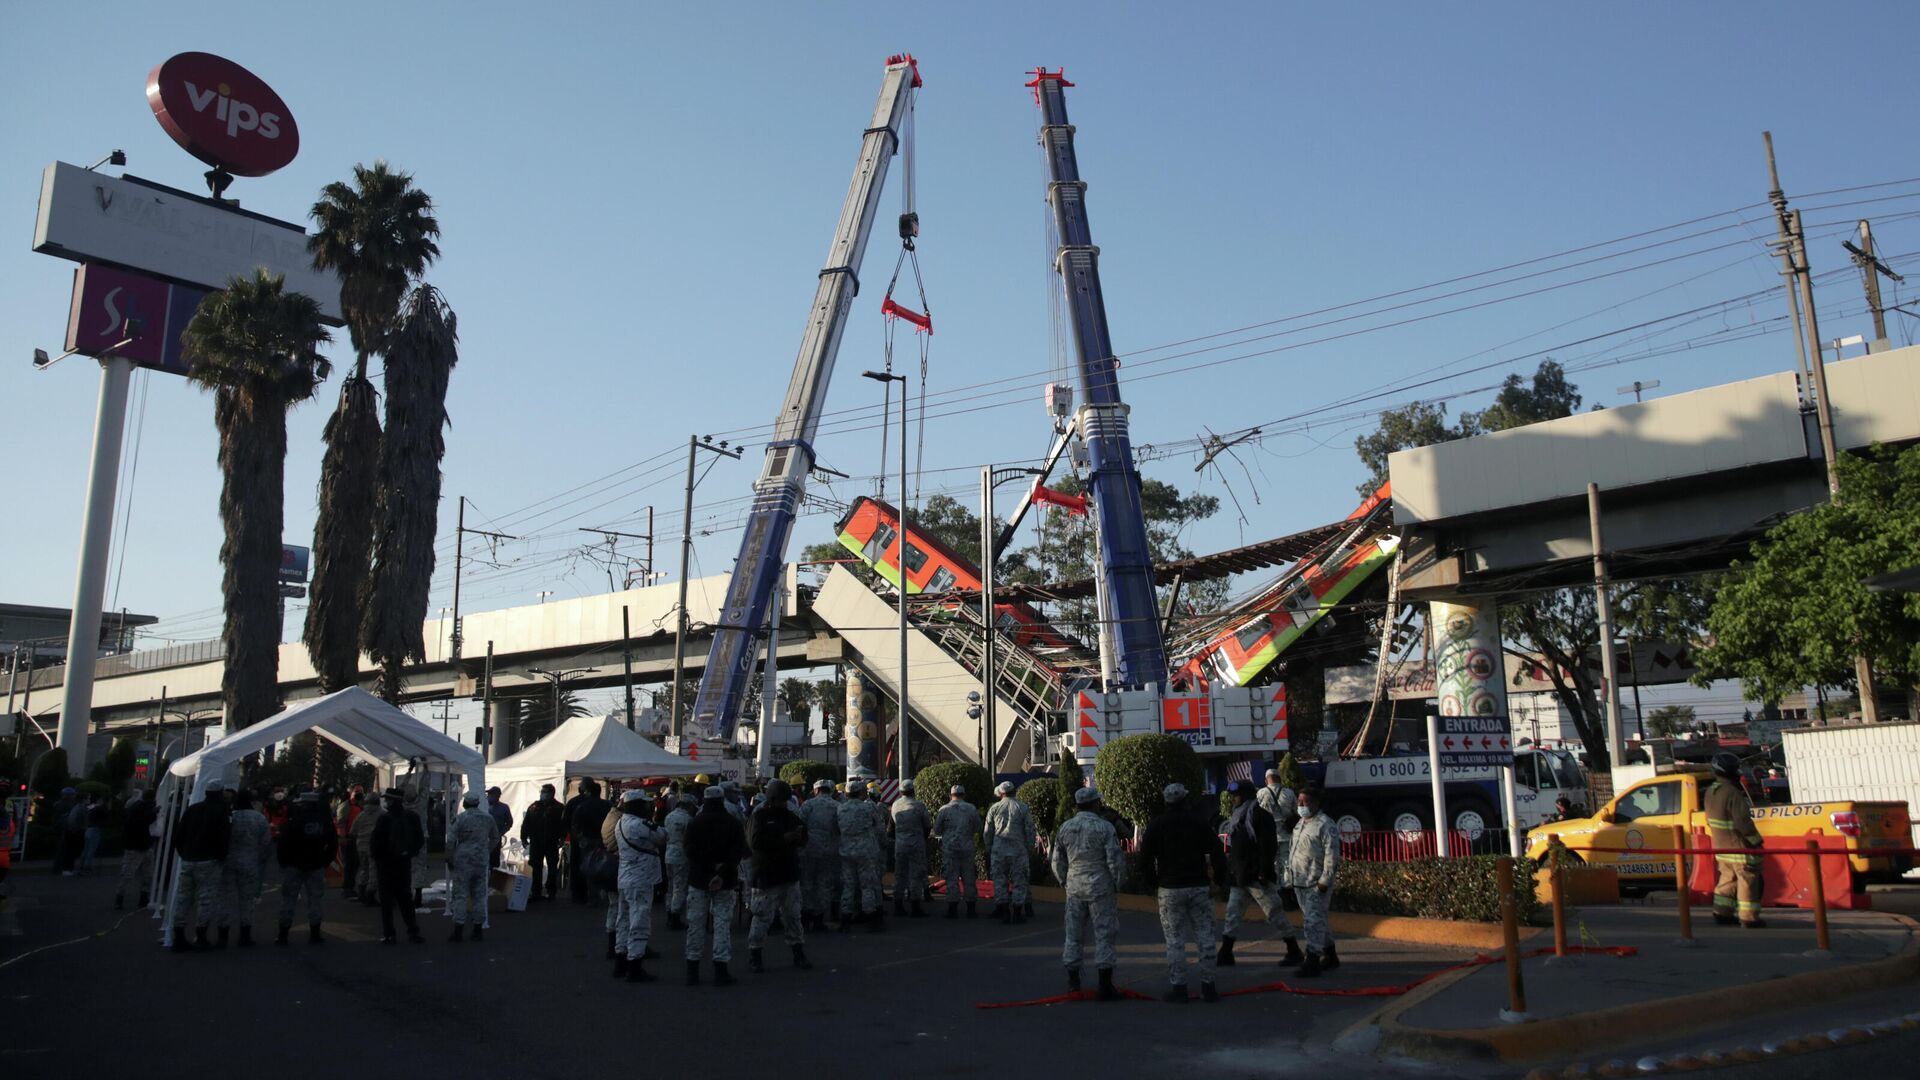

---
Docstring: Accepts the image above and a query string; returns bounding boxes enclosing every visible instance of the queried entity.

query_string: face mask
[1298,807,1317,819]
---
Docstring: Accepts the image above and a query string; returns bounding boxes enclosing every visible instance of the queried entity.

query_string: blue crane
[687,55,922,741]
[1028,68,1169,689]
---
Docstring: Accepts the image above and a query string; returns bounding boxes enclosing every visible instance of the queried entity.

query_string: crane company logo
[146,52,300,177]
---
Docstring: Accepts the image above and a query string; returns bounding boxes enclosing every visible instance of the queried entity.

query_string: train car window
[1233,617,1271,653]
[996,610,1024,631]
[902,542,929,574]
[864,522,897,565]
[927,566,957,592]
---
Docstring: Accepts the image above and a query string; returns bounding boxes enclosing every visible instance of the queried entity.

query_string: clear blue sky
[4,1,1917,679]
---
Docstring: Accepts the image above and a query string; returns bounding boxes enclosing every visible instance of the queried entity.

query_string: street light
[862,369,909,786]
[527,666,599,741]
[978,465,1044,770]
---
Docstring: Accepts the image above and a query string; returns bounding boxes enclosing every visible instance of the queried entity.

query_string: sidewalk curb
[1348,914,1920,1065]
[1021,884,1535,951]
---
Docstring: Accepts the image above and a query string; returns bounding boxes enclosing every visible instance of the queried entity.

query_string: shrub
[1059,753,1085,821]
[1092,734,1204,833]
[30,747,71,806]
[914,762,992,812]
[1016,777,1062,835]
[778,759,838,790]
[1332,855,1541,924]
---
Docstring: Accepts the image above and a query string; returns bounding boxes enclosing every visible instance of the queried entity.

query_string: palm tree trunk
[216,387,289,730]
[305,369,380,693]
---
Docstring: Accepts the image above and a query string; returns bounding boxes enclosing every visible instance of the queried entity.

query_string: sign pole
[55,354,136,774]
[1501,764,1523,859]
[1426,710,1449,857]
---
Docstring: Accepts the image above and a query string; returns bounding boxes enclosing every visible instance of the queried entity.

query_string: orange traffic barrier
[1807,839,1831,952]
[1548,835,1568,958]
[1497,856,1526,1016]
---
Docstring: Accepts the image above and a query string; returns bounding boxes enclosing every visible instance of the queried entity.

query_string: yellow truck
[1525,767,1912,889]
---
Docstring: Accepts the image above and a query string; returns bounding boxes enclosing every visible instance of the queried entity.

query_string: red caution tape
[973,945,1635,1008]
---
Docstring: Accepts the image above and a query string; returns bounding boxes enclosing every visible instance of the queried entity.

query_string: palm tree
[362,285,460,702]
[304,162,440,694]
[182,271,333,731]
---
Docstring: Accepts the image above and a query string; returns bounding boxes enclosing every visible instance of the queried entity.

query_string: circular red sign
[146,52,299,177]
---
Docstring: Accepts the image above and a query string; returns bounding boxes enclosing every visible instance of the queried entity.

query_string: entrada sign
[146,52,299,177]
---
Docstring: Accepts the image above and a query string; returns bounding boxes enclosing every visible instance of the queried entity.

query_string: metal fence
[1338,827,1513,862]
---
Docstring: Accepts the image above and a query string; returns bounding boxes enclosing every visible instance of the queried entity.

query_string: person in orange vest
[1705,751,1766,929]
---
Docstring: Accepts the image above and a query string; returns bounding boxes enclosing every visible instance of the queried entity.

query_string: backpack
[584,845,619,891]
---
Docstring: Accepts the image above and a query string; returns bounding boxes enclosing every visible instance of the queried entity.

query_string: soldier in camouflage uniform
[1285,788,1341,977]
[170,778,231,953]
[983,781,1037,924]
[448,793,499,941]
[1139,783,1226,1002]
[888,779,933,917]
[275,792,338,945]
[798,780,840,931]
[932,785,981,918]
[836,779,884,929]
[1051,786,1125,999]
[217,789,272,947]
[662,792,696,929]
[614,789,665,981]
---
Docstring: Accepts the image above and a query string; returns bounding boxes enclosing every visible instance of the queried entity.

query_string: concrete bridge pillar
[486,698,520,764]
[1429,599,1510,722]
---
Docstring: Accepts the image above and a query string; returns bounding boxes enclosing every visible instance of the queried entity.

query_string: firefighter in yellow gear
[1704,751,1766,928]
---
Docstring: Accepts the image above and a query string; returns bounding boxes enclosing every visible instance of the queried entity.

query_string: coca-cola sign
[146,52,299,177]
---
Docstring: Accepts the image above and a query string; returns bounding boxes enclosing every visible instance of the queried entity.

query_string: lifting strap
[878,84,932,504]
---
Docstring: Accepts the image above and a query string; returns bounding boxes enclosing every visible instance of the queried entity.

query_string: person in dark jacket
[519,784,567,900]
[568,781,611,904]
[484,787,513,868]
[1218,779,1303,967]
[1138,783,1227,1002]
[683,786,747,986]
[116,789,160,910]
[370,788,426,944]
[276,791,339,945]
[171,779,233,952]
[746,780,811,974]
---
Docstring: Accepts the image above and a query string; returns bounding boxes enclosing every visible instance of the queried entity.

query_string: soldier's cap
[950,785,965,796]
[900,779,915,792]
[382,787,406,800]
[1265,768,1280,779]
[204,778,226,793]
[1073,786,1101,806]
[1163,782,1188,803]
[486,786,501,796]
[996,781,1015,796]
[622,789,652,804]
[723,780,740,792]
[703,786,726,800]
[813,779,833,791]
[847,780,867,793]
[679,793,698,806]
[462,793,480,806]
[1226,780,1254,798]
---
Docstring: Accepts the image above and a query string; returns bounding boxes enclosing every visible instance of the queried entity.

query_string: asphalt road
[0,865,1473,1078]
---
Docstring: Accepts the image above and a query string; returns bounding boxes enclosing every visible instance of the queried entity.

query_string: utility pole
[451,496,515,665]
[1843,219,1904,349]
[479,641,500,762]
[1763,133,1815,403]
[621,606,636,729]
[669,435,741,739]
[1789,210,1881,723]
[528,666,599,738]
[581,526,652,593]
[1588,484,1625,769]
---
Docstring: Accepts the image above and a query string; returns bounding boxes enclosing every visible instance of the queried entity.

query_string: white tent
[489,713,704,814]
[153,687,486,941]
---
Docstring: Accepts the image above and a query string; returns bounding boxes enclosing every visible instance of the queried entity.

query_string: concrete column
[845,671,878,779]
[487,698,519,763]
[1430,600,1510,720]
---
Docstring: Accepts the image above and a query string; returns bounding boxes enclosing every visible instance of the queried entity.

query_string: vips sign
[64,264,207,376]
[146,53,299,177]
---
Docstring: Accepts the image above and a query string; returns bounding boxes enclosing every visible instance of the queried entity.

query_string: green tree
[183,271,333,731]
[1354,400,1472,496]
[1058,751,1085,823]
[362,285,459,703]
[778,759,838,789]
[914,761,992,812]
[1697,445,1920,702]
[521,687,589,746]
[779,677,815,727]
[1015,776,1063,835]
[305,162,441,695]
[1091,733,1205,834]
[1644,704,1697,738]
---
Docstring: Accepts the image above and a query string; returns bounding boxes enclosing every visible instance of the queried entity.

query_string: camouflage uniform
[890,795,933,904]
[448,805,498,926]
[1256,780,1298,876]
[350,802,383,900]
[1051,811,1125,972]
[984,796,1038,908]
[836,795,884,916]
[663,801,694,919]
[1158,886,1216,986]
[686,885,736,963]
[175,859,222,932]
[615,810,665,960]
[219,808,271,929]
[798,794,840,919]
[932,799,981,902]
[1286,810,1340,956]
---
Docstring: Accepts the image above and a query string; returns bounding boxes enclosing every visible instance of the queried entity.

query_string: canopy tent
[152,687,486,943]
[489,713,705,814]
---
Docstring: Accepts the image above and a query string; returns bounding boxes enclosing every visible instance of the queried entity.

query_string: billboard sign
[34,162,343,323]
[64,263,207,376]
[146,53,300,177]
[279,544,310,585]
[1436,714,1514,769]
